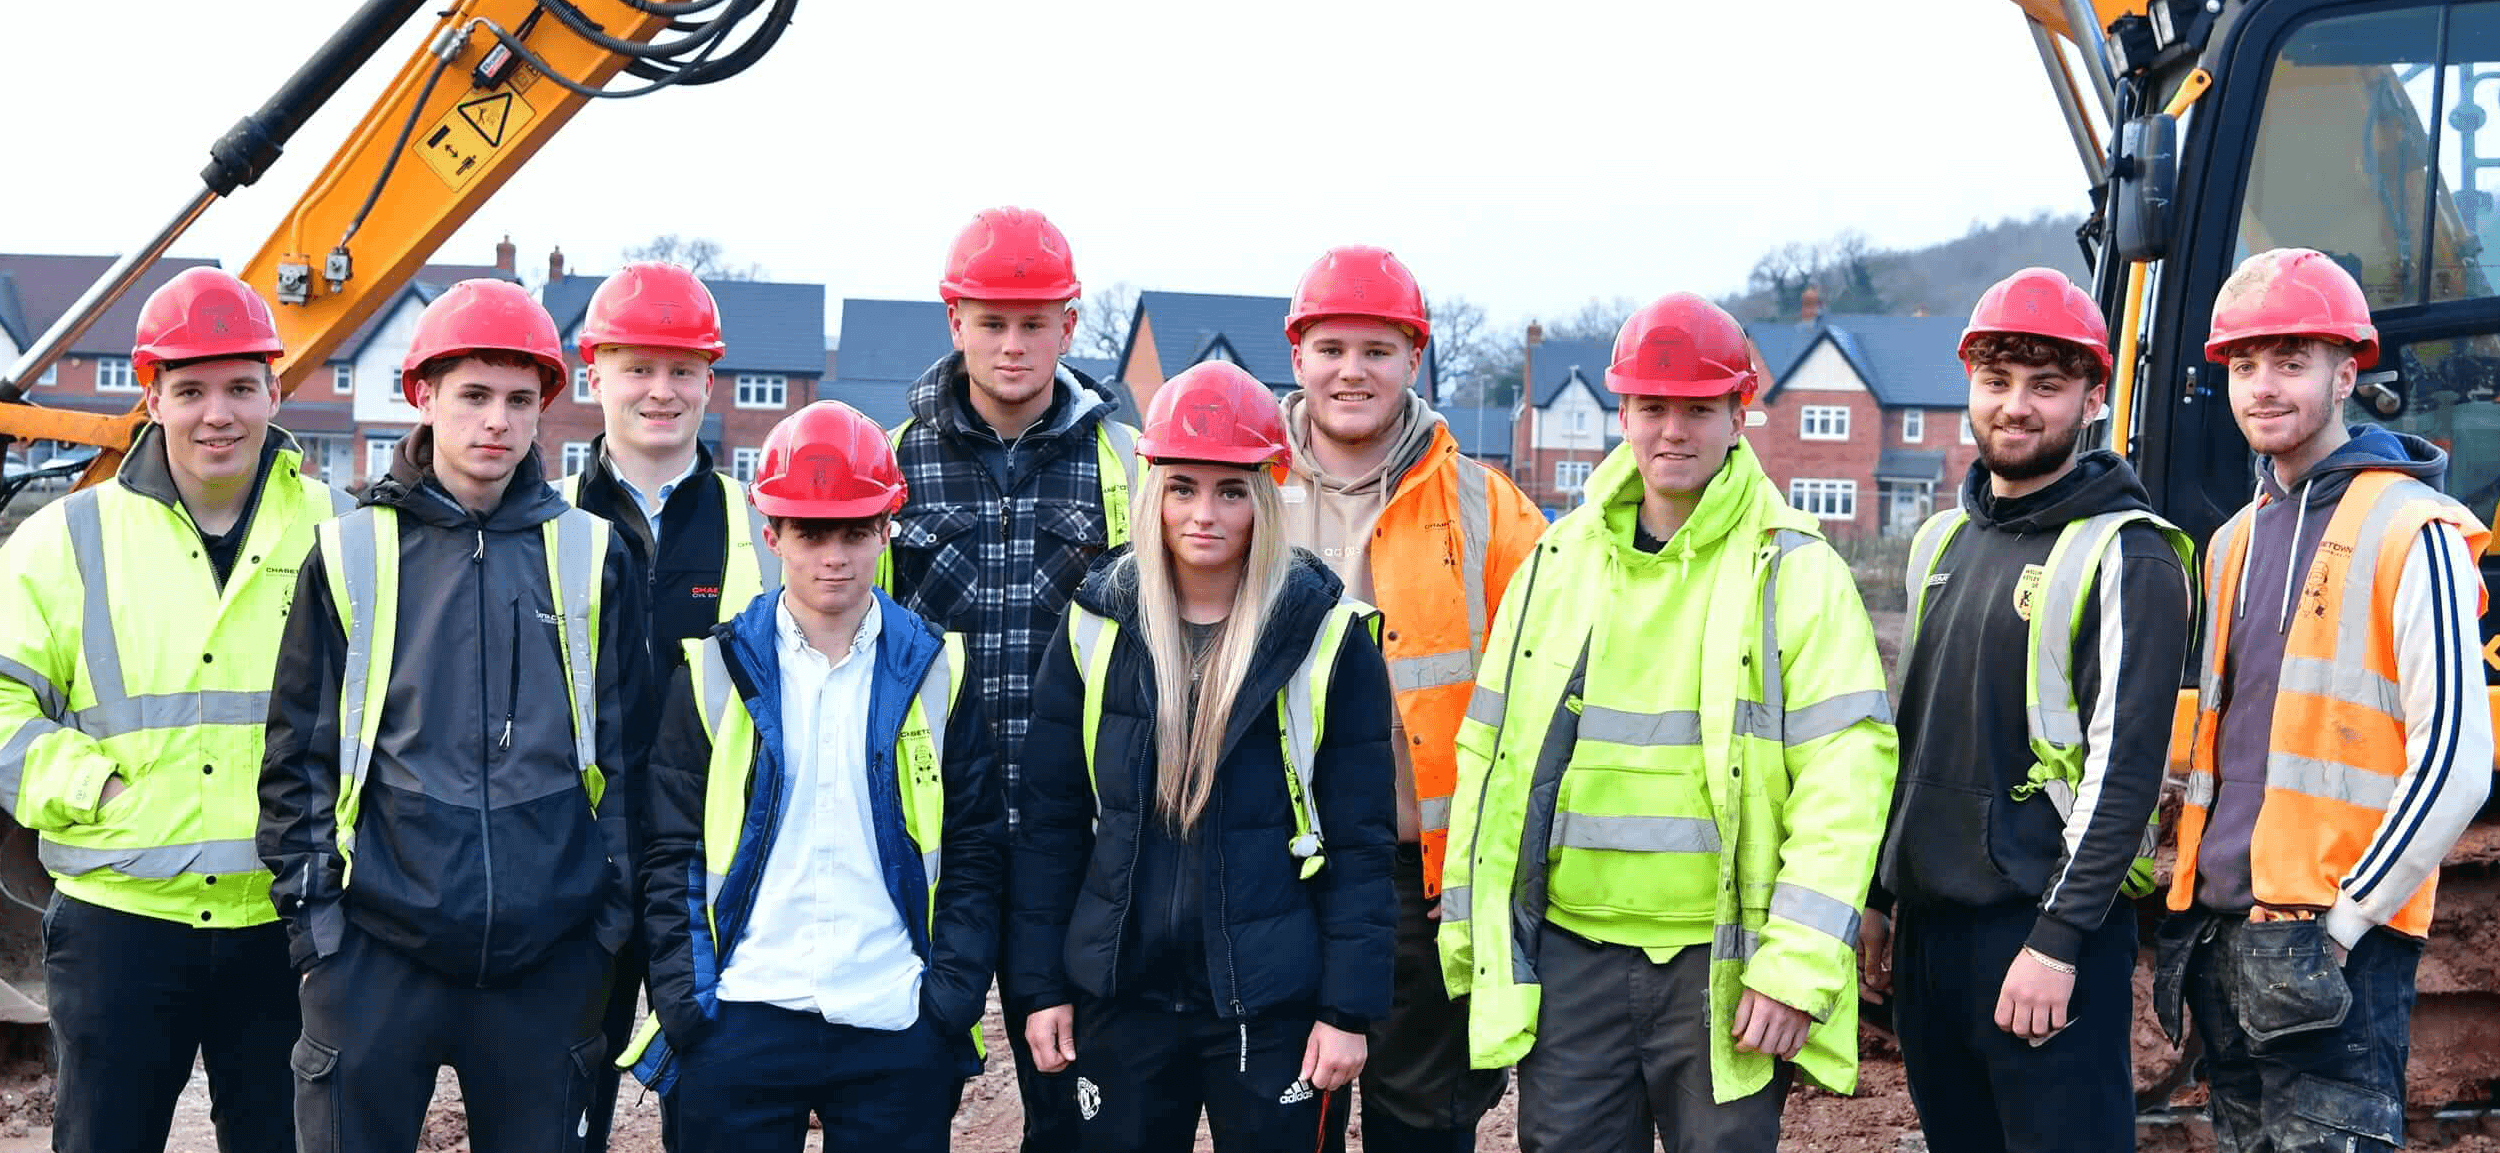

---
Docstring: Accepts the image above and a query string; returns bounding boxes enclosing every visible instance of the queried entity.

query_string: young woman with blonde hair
[1007,361,1399,1152]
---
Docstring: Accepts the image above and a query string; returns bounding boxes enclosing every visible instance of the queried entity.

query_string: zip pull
[473,529,485,562]
[499,719,513,749]
[1237,1021,1248,1074]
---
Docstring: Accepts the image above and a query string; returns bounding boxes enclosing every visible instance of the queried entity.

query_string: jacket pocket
[1544,761,1718,922]
[291,1035,341,1152]
[1034,501,1108,603]
[890,506,982,616]
[2282,1074,2403,1149]
[2230,919,2352,1047]
[561,1033,606,1150]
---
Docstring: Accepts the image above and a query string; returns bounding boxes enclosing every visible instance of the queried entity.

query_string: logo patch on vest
[536,610,561,627]
[691,585,721,599]
[2013,563,2046,621]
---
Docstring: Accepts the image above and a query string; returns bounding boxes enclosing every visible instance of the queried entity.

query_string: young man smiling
[1277,245,1543,1152]
[0,268,350,1153]
[2159,248,2490,1153]
[1442,294,1895,1153]
[1869,268,2193,1153]
[629,400,1002,1153]
[556,261,779,1153]
[883,206,1137,1151]
[261,279,650,1152]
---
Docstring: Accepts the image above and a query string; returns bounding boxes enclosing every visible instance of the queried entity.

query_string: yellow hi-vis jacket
[1439,440,1897,1101]
[0,428,348,925]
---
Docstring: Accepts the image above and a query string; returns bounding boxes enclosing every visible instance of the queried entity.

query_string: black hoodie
[1877,451,2194,962]
[1005,549,1398,1030]
[260,431,651,982]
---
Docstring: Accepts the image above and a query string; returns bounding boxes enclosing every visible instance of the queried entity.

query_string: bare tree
[1546,296,1641,341]
[1424,295,1513,405]
[622,235,763,281]
[1745,243,1818,321]
[1077,282,1139,362]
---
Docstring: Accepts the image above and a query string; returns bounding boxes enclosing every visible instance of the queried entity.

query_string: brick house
[540,254,826,484]
[824,297,1124,429]
[1509,330,1618,511]
[1116,290,1437,419]
[321,252,522,486]
[1745,302,1979,538]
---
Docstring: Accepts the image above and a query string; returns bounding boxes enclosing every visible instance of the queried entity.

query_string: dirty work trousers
[44,891,298,1153]
[1515,926,1790,1153]
[2162,912,2420,1153]
[664,1000,959,1153]
[292,927,612,1153]
[580,936,644,1153]
[1361,845,1507,1153]
[1892,900,2137,1153]
[1072,999,1349,1153]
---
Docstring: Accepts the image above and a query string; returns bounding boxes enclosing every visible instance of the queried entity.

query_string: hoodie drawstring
[2277,478,2314,635]
[2233,482,2262,624]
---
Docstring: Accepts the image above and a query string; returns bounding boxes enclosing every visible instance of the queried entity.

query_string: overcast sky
[14,0,2097,340]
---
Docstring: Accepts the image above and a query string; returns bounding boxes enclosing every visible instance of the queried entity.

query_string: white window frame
[730,447,763,483]
[735,373,787,410]
[333,363,354,395]
[1799,404,1850,441]
[1555,459,1593,492]
[39,363,57,385]
[1902,409,1924,444]
[94,357,136,393]
[365,434,403,480]
[1961,415,1977,445]
[1787,478,1858,520]
[561,441,593,477]
[573,365,593,405]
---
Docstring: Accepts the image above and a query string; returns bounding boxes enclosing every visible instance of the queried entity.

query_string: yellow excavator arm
[0,0,792,494]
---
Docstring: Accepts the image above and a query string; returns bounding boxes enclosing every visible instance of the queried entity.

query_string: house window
[735,374,787,409]
[39,364,56,386]
[1788,478,1858,520]
[561,441,593,477]
[94,358,136,393]
[1902,410,1924,444]
[731,447,763,483]
[1961,416,1977,445]
[1555,459,1594,492]
[1799,405,1849,441]
[333,364,354,394]
[1572,408,1587,433]
[365,434,403,480]
[573,365,593,404]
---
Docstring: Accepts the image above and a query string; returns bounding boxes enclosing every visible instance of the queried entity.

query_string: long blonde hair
[1115,461,1292,834]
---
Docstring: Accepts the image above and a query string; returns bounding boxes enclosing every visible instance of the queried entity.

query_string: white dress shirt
[713,596,924,1028]
[607,452,701,542]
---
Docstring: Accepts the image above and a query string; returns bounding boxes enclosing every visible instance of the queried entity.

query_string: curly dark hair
[1960,333,2104,388]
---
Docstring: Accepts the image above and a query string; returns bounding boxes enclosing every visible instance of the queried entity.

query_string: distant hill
[1717,212,2090,323]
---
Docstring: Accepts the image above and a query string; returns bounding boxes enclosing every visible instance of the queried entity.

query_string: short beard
[1978,420,2083,482]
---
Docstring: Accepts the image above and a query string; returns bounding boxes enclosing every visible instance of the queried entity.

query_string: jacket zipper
[1103,707,1150,998]
[1215,776,1247,1072]
[475,525,497,985]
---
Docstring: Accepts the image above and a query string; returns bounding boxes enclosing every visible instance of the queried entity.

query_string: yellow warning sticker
[2013,562,2045,622]
[415,89,536,192]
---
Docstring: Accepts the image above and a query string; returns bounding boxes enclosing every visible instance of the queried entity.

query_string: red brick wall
[1749,388,1883,537]
[533,359,814,480]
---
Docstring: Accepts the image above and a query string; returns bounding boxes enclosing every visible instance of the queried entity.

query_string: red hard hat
[1138,362,1292,482]
[749,400,906,520]
[1285,245,1431,346]
[939,207,1080,304]
[2204,248,2379,368]
[400,279,567,408]
[576,262,725,363]
[1961,268,2113,376]
[1604,294,1761,403]
[132,268,285,384]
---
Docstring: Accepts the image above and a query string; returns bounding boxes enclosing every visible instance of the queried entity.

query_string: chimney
[1800,284,1823,324]
[494,235,517,275]
[548,245,566,284]
[1521,321,1542,414]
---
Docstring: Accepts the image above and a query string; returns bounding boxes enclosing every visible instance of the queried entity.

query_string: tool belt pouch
[2230,919,2352,1046]
[2150,914,2210,1045]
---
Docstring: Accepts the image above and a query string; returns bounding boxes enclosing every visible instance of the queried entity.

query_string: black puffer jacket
[260,431,649,982]
[1006,550,1398,1030]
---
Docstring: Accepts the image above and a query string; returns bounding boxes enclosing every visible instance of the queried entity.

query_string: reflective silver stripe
[2182,770,2216,808]
[1713,923,1761,961]
[2029,510,2147,748]
[333,511,385,858]
[550,512,600,776]
[0,654,65,721]
[694,638,736,732]
[2279,656,2401,715]
[921,848,942,883]
[1770,881,1862,945]
[1439,884,1469,923]
[326,486,356,516]
[1464,686,1505,727]
[1103,423,1139,485]
[1735,700,1781,742]
[1781,690,1893,745]
[39,836,262,879]
[1070,609,1109,670]
[0,717,68,802]
[2332,478,2438,671]
[1390,650,1476,693]
[69,690,269,739]
[1549,811,1721,853]
[2266,753,2399,809]
[1578,705,1701,748]
[704,869,728,910]
[1903,510,1967,649]
[736,478,781,597]
[1417,795,1452,832]
[2201,508,2252,702]
[1756,531,1813,743]
[1456,460,1493,658]
[63,492,124,705]
[913,639,959,892]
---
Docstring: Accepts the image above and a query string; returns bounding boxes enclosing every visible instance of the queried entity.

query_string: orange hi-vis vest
[1370,424,1546,898]
[2170,469,2490,936]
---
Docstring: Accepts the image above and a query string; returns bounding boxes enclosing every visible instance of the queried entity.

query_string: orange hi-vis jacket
[1374,424,1547,897]
[2171,469,2491,938]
